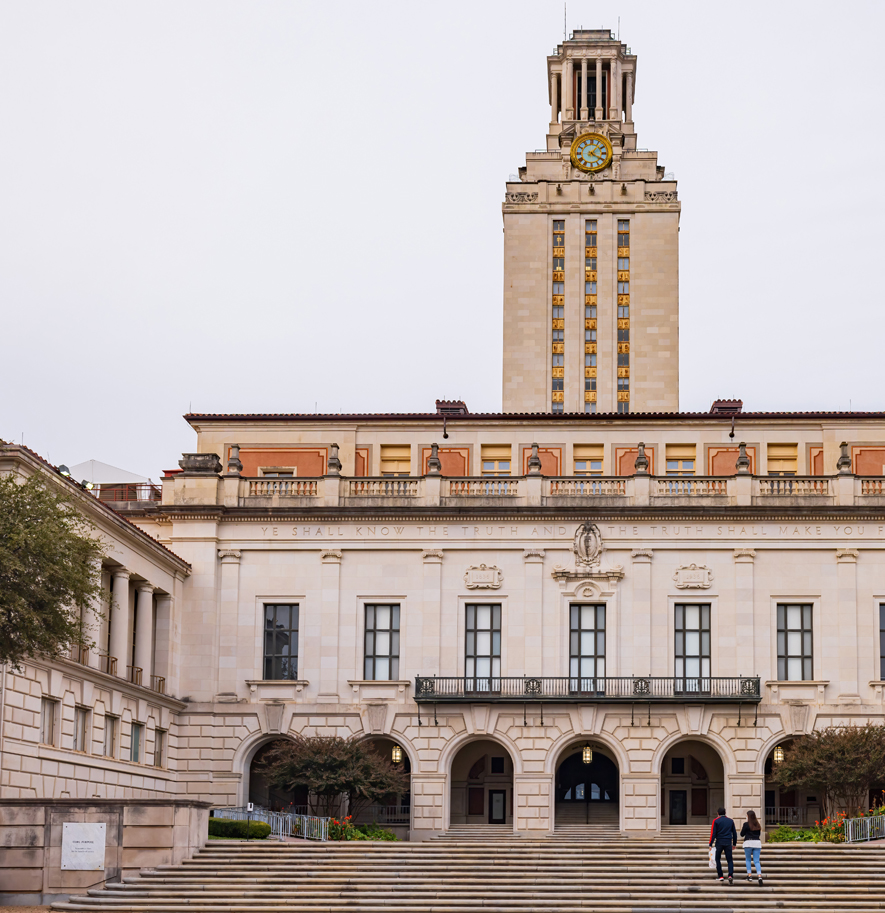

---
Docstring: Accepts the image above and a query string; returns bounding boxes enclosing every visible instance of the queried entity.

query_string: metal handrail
[353,804,411,826]
[98,654,117,677]
[150,675,166,694]
[765,806,807,826]
[96,484,161,502]
[845,814,885,843]
[414,675,761,703]
[126,665,143,686]
[213,806,329,841]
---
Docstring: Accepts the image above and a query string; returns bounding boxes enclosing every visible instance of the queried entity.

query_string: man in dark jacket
[709,806,738,883]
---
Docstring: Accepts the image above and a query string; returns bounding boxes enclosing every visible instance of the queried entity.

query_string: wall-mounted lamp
[391,745,403,764]
[555,183,562,194]
[620,183,628,196]
[772,745,785,765]
[582,744,593,764]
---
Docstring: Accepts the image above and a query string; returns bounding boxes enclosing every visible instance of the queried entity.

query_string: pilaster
[630,549,653,676]
[523,549,545,676]
[733,549,756,678]
[835,549,860,700]
[217,550,242,695]
[319,549,342,701]
[421,550,443,675]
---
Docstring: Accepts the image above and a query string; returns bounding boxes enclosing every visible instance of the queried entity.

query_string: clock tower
[502,30,679,415]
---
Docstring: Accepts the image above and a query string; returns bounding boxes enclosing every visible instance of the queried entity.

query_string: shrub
[355,822,400,841]
[208,817,271,839]
[766,824,817,843]
[326,816,399,841]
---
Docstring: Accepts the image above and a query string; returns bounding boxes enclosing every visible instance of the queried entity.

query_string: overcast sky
[2,1,884,478]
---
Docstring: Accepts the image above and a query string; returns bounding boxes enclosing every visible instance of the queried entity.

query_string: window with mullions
[617,402,630,414]
[585,305,597,319]
[569,604,605,693]
[364,604,400,681]
[675,604,710,693]
[264,604,299,680]
[777,604,813,681]
[617,281,629,294]
[585,281,597,294]
[465,604,501,690]
[617,219,630,248]
[618,305,629,319]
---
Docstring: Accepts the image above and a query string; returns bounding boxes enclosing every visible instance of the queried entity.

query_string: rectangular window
[553,232,564,247]
[617,219,630,248]
[364,604,400,681]
[40,698,57,746]
[552,329,564,341]
[618,305,629,318]
[103,715,118,758]
[617,328,630,342]
[617,401,630,413]
[585,329,597,342]
[777,604,813,681]
[73,706,89,753]
[264,603,300,680]
[768,443,798,476]
[881,604,885,680]
[585,377,597,391]
[465,604,501,690]
[552,378,564,391]
[553,257,564,270]
[585,281,597,294]
[617,378,629,392]
[675,604,711,692]
[585,305,597,319]
[553,220,564,231]
[154,728,166,767]
[585,354,596,367]
[585,257,597,270]
[380,445,410,477]
[552,402,564,413]
[666,444,696,476]
[552,305,564,319]
[552,353,564,366]
[481,445,511,476]
[130,722,142,763]
[617,353,629,366]
[574,444,603,475]
[569,603,605,692]
[618,257,630,269]
[617,281,629,294]
[552,281,565,294]
[583,403,597,413]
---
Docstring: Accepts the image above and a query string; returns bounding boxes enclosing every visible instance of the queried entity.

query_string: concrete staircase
[52,837,885,912]
[551,802,621,839]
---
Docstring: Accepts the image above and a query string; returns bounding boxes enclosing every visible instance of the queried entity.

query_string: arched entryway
[350,736,412,838]
[764,738,818,827]
[247,738,308,812]
[660,739,724,825]
[554,741,620,828]
[450,739,514,825]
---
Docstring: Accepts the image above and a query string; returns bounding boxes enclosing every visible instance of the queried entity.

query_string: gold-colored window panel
[617,294,630,305]
[585,319,597,330]
[617,342,630,354]
[617,367,629,378]
[585,294,597,305]
[585,343,597,354]
[617,246,629,257]
[617,392,630,402]
[552,343,564,354]
[617,318,630,329]
[551,391,564,403]
[585,367,597,378]
[585,270,597,281]
[552,270,564,281]
[552,367,564,378]
[552,318,564,330]
[553,247,565,257]
[552,295,564,306]
[617,270,630,281]
[585,246,597,257]
[584,391,597,403]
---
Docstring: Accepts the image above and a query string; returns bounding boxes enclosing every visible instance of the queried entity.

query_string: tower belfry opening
[502,29,679,415]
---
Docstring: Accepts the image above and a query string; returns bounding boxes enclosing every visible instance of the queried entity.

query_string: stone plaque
[61,822,106,871]
[463,564,503,589]
[673,564,713,589]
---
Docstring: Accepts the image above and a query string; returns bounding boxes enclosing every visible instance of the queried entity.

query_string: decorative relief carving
[505,192,539,203]
[553,522,624,588]
[464,564,503,589]
[836,548,859,563]
[574,522,603,567]
[422,549,444,561]
[218,549,241,563]
[320,549,343,563]
[523,548,546,560]
[733,548,757,562]
[673,563,713,589]
[631,548,654,561]
[645,190,678,202]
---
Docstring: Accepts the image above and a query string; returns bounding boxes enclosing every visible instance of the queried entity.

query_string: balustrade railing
[547,478,626,496]
[247,478,319,497]
[656,478,728,496]
[756,477,831,496]
[347,478,419,497]
[859,478,885,496]
[444,478,520,497]
[414,675,761,703]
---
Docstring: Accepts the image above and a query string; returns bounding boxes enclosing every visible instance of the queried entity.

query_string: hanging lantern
[582,744,593,764]
[772,746,785,765]
[391,745,403,764]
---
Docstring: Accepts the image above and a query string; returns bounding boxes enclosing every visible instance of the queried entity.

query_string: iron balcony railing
[414,675,761,704]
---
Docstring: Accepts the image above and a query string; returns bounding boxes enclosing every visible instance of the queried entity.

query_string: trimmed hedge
[208,817,271,839]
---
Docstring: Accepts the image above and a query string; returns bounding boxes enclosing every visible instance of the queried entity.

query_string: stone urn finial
[427,443,442,476]
[837,441,852,475]
[634,442,649,476]
[327,444,342,476]
[226,444,243,475]
[527,442,542,476]
[735,442,751,475]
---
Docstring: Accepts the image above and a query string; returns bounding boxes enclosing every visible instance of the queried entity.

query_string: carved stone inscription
[464,564,503,589]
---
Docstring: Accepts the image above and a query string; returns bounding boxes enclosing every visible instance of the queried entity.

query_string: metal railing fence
[765,806,807,826]
[353,804,411,826]
[212,806,329,841]
[845,814,885,843]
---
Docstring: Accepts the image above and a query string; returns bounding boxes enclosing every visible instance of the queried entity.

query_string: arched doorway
[764,739,818,827]
[660,739,724,825]
[350,737,412,838]
[554,742,620,827]
[450,739,514,825]
[247,739,308,812]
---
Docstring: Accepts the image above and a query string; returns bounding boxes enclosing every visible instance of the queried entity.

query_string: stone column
[595,57,603,120]
[86,557,103,669]
[609,57,620,120]
[835,549,860,700]
[733,550,756,679]
[319,549,342,701]
[524,550,545,676]
[550,71,559,124]
[153,593,174,691]
[217,550,242,694]
[108,569,131,676]
[563,58,574,119]
[133,584,155,684]
[631,550,653,676]
[422,550,443,674]
[624,70,633,122]
[580,56,588,120]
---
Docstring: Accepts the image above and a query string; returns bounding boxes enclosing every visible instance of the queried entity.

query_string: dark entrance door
[669,790,687,825]
[488,789,506,823]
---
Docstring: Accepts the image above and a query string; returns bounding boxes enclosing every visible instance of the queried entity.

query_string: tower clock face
[570,133,613,173]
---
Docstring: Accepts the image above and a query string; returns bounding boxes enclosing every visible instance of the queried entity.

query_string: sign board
[61,822,106,871]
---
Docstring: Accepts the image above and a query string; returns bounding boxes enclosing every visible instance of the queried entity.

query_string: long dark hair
[747,810,761,830]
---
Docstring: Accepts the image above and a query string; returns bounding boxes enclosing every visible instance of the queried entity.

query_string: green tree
[773,725,885,818]
[0,472,105,668]
[257,735,411,819]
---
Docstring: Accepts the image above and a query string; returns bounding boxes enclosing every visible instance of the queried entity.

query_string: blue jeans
[744,846,762,874]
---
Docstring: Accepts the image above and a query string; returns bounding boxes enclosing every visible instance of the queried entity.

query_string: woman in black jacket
[740,810,764,884]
